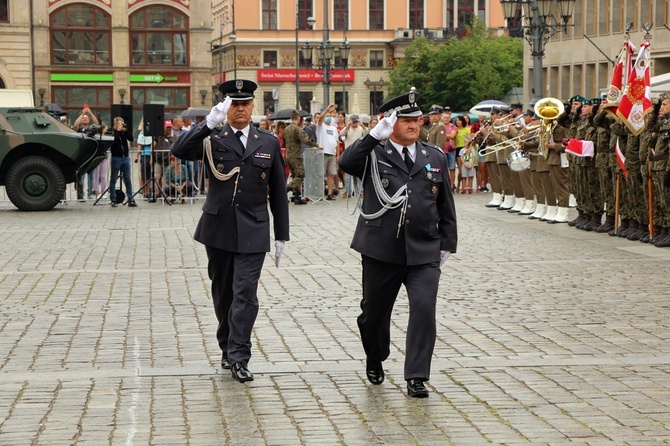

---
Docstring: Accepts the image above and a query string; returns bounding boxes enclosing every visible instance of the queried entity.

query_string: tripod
[131,138,171,206]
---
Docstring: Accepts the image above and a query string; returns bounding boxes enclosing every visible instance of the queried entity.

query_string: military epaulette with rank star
[257,128,275,136]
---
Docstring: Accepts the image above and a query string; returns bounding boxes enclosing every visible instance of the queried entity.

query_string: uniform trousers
[530,169,545,204]
[359,255,440,381]
[549,165,570,207]
[286,149,305,193]
[488,162,502,194]
[205,246,265,365]
[519,169,534,201]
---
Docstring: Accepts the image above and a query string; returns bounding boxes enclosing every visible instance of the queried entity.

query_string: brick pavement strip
[1,194,670,445]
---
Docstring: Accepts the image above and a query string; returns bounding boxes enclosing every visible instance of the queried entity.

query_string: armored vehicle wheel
[5,156,66,211]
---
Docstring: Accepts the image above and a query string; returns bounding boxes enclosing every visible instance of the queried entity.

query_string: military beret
[570,95,587,104]
[587,98,601,106]
[378,88,423,118]
[218,79,257,101]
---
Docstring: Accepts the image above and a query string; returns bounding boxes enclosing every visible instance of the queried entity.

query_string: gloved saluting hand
[369,111,397,141]
[206,96,232,129]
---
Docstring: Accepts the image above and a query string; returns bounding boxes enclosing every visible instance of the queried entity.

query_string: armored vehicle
[0,107,112,211]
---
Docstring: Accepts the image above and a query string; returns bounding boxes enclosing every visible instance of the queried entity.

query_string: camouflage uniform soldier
[283,111,322,205]
[593,108,615,233]
[562,96,586,226]
[649,94,670,247]
[620,129,646,240]
[638,102,662,243]
[608,119,629,235]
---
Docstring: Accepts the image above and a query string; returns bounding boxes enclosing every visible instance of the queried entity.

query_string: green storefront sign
[50,73,114,82]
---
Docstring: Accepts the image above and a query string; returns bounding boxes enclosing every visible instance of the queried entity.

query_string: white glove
[206,97,232,129]
[369,111,397,140]
[439,251,451,267]
[274,240,285,267]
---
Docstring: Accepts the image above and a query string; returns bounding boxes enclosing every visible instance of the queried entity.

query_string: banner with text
[258,69,355,83]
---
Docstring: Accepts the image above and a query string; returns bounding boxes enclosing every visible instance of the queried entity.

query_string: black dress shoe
[365,358,384,385]
[221,354,230,370]
[231,362,254,382]
[407,379,429,398]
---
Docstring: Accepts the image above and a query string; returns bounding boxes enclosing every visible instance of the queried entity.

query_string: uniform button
[406,220,410,224]
[408,176,412,180]
[407,204,412,209]
[240,175,244,179]
[408,190,412,194]
[235,204,239,207]
[238,190,242,193]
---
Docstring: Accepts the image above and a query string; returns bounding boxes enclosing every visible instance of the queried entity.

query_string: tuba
[534,97,564,158]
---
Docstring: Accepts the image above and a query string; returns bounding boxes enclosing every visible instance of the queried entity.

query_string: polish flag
[602,40,634,118]
[617,41,653,136]
[565,139,594,157]
[615,137,627,177]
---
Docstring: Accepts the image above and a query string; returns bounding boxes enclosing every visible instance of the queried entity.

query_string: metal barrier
[302,148,326,203]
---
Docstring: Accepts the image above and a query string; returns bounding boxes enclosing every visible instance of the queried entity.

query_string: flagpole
[614,174,621,235]
[647,161,654,241]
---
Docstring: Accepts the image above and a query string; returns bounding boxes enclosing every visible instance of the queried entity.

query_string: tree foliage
[388,20,523,112]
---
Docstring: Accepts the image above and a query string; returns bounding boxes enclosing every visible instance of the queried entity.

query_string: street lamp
[500,0,576,105]
[300,1,332,108]
[364,77,385,115]
[339,14,350,114]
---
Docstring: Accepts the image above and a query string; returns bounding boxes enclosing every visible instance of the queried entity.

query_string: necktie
[403,146,414,171]
[235,130,245,152]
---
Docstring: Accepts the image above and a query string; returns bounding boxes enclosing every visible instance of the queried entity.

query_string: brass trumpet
[478,125,541,157]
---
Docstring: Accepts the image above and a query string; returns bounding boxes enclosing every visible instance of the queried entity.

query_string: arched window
[51,4,111,65]
[130,6,188,66]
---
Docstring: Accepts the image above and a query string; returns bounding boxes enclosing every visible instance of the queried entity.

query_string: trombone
[478,124,541,157]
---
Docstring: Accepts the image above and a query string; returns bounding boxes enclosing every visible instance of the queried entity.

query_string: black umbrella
[44,103,66,115]
[269,109,311,120]
[180,108,210,118]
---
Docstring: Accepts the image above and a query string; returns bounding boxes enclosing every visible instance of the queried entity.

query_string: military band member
[543,119,570,223]
[526,114,554,220]
[338,90,457,398]
[493,106,518,210]
[484,107,504,207]
[592,107,616,233]
[518,109,540,216]
[171,79,290,382]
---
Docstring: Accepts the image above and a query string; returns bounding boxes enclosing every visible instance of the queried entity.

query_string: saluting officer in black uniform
[338,90,458,398]
[171,79,289,382]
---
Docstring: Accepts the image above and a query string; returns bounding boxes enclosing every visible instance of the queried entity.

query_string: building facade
[523,1,670,103]
[211,0,506,116]
[5,0,214,129]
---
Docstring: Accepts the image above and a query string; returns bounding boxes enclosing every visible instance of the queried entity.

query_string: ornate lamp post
[339,16,350,114]
[499,0,576,105]
[300,1,334,109]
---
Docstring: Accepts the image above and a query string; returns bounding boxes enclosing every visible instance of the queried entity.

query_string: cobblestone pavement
[1,192,670,445]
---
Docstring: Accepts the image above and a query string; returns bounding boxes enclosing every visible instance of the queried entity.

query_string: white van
[0,89,35,107]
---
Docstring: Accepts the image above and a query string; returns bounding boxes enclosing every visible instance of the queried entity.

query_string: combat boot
[594,214,615,233]
[619,219,639,238]
[576,213,592,230]
[615,219,631,237]
[653,227,670,247]
[640,225,660,243]
[627,221,646,241]
[293,193,307,205]
[568,210,587,227]
[654,227,670,247]
[582,213,602,231]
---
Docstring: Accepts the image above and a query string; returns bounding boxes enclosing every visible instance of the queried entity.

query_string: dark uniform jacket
[171,120,290,253]
[339,134,457,265]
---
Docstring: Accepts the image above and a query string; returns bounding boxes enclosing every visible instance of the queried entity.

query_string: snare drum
[506,150,531,172]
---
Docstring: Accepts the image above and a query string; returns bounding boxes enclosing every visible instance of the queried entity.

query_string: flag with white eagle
[617,42,653,136]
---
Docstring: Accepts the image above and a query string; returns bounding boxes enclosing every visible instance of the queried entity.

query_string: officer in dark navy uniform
[171,79,289,383]
[338,89,458,398]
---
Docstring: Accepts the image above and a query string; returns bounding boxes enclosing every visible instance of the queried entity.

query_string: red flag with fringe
[617,42,653,136]
[602,40,634,118]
